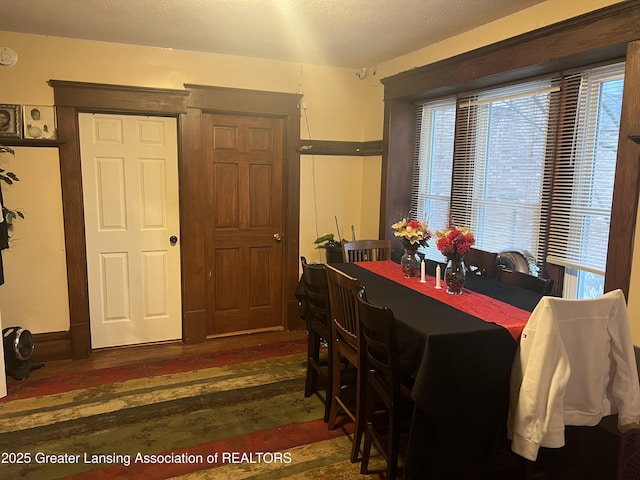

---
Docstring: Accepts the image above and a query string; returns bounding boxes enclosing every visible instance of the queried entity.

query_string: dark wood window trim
[50,80,302,359]
[380,1,640,298]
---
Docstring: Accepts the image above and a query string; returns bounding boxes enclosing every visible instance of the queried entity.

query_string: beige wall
[0,0,636,342]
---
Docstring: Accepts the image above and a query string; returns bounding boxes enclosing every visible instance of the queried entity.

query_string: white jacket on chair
[508,289,640,461]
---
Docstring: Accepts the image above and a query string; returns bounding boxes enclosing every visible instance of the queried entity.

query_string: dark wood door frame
[50,81,302,360]
[183,85,303,343]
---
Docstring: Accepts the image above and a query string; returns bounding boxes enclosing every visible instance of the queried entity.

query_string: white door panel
[80,113,181,348]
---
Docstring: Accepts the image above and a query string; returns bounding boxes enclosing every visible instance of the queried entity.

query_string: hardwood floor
[10,328,623,479]
[35,330,307,377]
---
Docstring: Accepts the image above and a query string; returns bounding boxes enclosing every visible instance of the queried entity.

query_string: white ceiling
[0,0,546,68]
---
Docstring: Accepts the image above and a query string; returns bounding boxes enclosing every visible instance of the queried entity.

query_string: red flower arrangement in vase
[435,225,475,294]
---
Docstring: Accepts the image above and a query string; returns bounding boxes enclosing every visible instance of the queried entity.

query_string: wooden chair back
[357,287,411,480]
[300,256,332,421]
[301,257,330,335]
[464,247,498,277]
[357,287,399,407]
[325,264,366,462]
[617,428,640,480]
[498,268,554,295]
[342,239,391,263]
[325,264,362,356]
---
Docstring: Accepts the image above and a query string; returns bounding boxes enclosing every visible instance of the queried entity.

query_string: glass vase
[401,246,420,278]
[444,257,466,294]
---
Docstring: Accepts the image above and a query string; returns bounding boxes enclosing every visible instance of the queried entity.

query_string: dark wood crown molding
[382,0,640,102]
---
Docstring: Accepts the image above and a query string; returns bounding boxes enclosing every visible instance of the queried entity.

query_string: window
[452,80,558,266]
[547,63,625,298]
[412,62,625,298]
[412,98,456,261]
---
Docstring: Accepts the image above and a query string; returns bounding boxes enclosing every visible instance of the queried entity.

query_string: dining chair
[357,287,414,480]
[617,428,640,479]
[497,268,554,295]
[342,239,391,263]
[464,247,498,277]
[509,289,640,475]
[325,264,366,463]
[300,256,332,423]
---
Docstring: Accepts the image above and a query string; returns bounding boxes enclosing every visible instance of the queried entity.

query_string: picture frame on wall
[22,105,57,140]
[0,104,22,139]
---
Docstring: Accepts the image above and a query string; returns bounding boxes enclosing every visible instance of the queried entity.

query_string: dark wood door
[203,113,284,335]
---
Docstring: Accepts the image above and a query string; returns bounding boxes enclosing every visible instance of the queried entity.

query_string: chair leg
[350,365,366,463]
[327,344,343,430]
[304,330,320,398]
[360,425,373,474]
[525,459,534,479]
[387,419,399,480]
[323,340,333,423]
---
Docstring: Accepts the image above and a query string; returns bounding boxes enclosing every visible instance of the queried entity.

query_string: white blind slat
[451,78,557,265]
[546,62,625,274]
[412,62,624,280]
[411,98,456,261]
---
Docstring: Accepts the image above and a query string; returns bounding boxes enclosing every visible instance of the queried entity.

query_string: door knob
[273,233,282,242]
[169,235,178,246]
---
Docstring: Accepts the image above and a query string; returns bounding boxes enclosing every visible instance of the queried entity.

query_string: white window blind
[411,98,456,261]
[546,62,625,275]
[452,79,559,265]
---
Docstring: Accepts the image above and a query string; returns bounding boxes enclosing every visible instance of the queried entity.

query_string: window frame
[412,64,625,297]
[379,2,640,299]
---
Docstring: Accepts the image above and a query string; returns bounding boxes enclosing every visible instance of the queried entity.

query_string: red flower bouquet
[435,225,475,260]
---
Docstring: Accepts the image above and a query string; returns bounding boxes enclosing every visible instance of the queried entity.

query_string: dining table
[332,259,543,479]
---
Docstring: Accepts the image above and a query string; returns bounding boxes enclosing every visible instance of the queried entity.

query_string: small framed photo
[23,105,57,140]
[0,104,22,139]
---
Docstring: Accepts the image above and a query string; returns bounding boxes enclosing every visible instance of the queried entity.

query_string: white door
[79,113,182,348]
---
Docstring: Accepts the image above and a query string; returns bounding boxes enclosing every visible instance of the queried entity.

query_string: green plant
[0,145,25,228]
[314,233,336,246]
[314,233,348,248]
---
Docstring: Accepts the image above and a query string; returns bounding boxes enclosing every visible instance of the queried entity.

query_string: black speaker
[3,326,43,380]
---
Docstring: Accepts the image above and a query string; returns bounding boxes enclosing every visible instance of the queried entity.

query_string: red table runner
[356,260,529,340]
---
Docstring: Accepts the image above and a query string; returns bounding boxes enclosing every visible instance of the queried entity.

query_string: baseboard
[27,332,640,368]
[31,330,73,363]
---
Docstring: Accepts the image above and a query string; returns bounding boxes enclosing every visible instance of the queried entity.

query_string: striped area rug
[0,340,384,479]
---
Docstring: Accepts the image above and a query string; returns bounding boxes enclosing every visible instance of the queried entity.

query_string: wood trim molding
[52,81,190,359]
[51,81,302,358]
[31,331,72,363]
[49,80,189,113]
[382,0,640,102]
[183,84,303,342]
[605,40,640,296]
[184,84,300,116]
[298,139,383,156]
[1,139,63,148]
[379,101,416,245]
